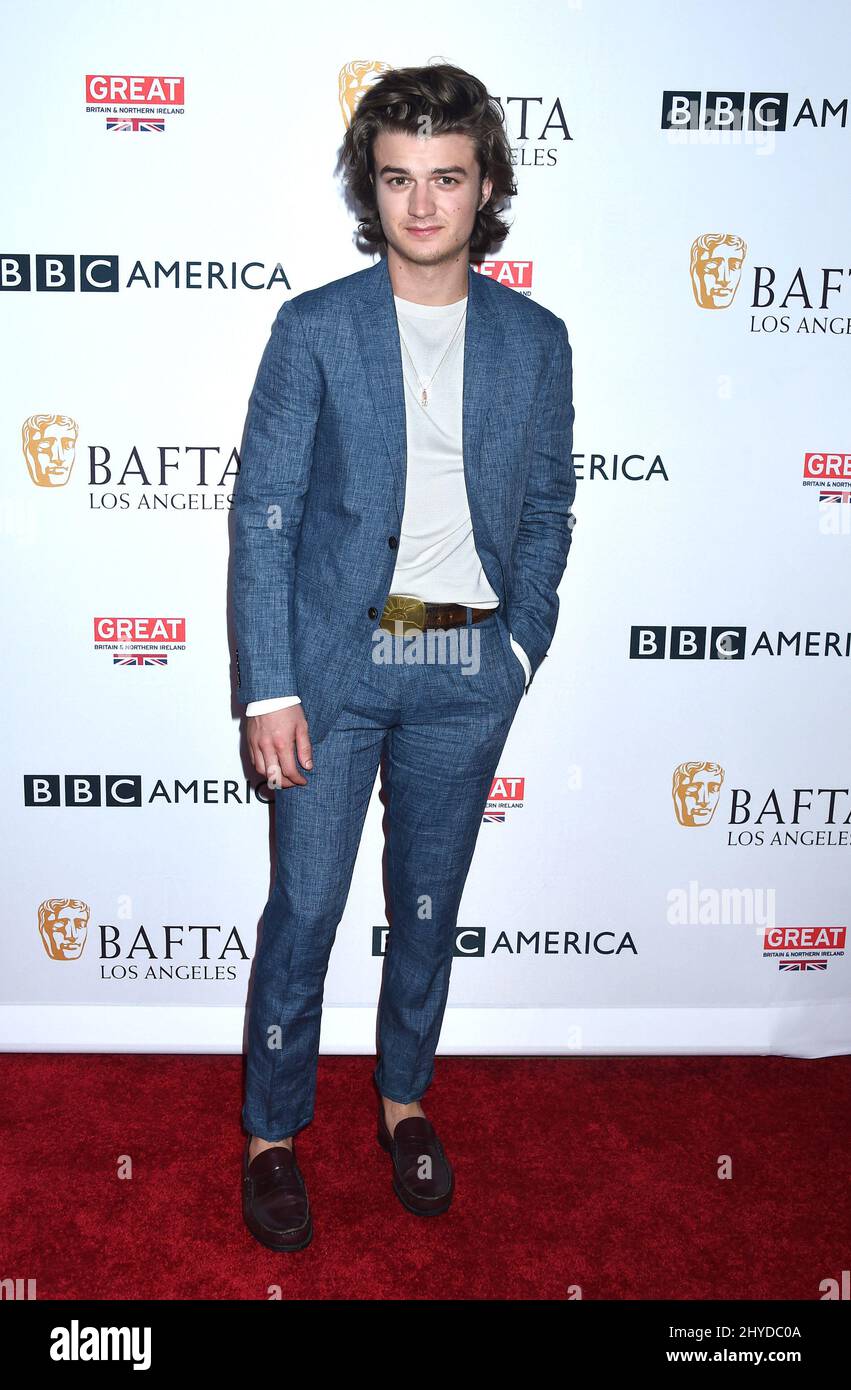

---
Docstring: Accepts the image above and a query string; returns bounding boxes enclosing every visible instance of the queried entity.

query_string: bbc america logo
[662,91,790,131]
[631,627,746,660]
[660,91,848,132]
[631,626,851,660]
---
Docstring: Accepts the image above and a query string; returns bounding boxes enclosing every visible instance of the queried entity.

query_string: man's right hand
[247,706,314,789]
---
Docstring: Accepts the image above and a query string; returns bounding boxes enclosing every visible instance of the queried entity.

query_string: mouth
[406,226,441,237]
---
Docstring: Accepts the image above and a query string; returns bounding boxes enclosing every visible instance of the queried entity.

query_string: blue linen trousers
[242,606,526,1140]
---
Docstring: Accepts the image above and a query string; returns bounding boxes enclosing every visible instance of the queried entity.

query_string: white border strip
[1,1003,848,1058]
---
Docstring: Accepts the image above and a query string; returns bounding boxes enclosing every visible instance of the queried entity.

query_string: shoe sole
[377,1129,454,1216]
[243,1202,313,1251]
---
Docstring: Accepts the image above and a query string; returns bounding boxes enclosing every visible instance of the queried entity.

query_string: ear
[479,174,493,209]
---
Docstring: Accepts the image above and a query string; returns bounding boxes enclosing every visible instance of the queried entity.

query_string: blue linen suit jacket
[231,254,576,748]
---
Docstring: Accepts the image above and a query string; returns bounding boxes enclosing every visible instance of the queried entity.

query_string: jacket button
[368,606,378,619]
[388,536,397,548]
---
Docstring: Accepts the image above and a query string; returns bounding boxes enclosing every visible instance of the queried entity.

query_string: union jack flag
[819,491,851,503]
[106,117,165,133]
[113,654,168,666]
[779,959,828,971]
[483,809,506,824]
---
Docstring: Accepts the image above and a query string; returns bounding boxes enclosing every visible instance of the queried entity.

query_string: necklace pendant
[420,387,429,407]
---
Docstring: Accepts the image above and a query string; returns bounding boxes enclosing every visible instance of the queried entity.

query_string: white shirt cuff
[246,696,302,716]
[509,634,532,689]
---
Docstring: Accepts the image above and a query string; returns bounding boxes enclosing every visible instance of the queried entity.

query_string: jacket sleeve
[506,316,576,686]
[231,298,322,705]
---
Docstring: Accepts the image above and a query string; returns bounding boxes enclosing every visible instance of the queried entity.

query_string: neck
[386,248,470,305]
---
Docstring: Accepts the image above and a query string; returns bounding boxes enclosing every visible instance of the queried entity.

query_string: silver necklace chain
[397,304,467,408]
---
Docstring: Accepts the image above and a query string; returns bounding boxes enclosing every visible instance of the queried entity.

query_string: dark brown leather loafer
[377,1107,454,1216]
[242,1140,313,1251]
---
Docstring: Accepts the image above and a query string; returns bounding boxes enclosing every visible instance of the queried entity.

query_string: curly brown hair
[340,62,516,260]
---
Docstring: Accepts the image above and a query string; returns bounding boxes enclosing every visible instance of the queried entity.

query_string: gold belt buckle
[380,594,427,635]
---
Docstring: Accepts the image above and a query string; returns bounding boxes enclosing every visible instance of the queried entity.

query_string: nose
[408,180,437,218]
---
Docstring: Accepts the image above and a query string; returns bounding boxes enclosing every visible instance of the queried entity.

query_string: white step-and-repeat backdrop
[2,0,849,1058]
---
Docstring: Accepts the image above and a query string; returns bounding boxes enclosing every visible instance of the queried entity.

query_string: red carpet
[1,1053,848,1300]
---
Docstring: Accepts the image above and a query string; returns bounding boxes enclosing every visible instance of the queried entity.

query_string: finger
[269,771,298,790]
[261,753,298,791]
[295,724,314,771]
[249,738,268,781]
[273,738,308,787]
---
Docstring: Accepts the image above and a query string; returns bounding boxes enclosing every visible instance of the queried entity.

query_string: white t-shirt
[390,292,500,606]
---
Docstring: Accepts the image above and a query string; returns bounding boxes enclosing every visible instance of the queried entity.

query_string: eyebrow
[377,164,470,177]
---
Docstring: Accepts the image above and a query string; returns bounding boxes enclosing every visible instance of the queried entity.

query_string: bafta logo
[23,414,78,487]
[38,898,90,960]
[690,234,747,309]
[338,60,393,129]
[672,761,725,826]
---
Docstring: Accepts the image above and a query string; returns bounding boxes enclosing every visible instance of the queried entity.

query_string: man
[231,62,576,1251]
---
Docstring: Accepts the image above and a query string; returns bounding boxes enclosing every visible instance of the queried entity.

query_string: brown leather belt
[380,594,497,635]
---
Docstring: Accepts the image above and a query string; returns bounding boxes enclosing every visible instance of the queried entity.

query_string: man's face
[371,128,492,268]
